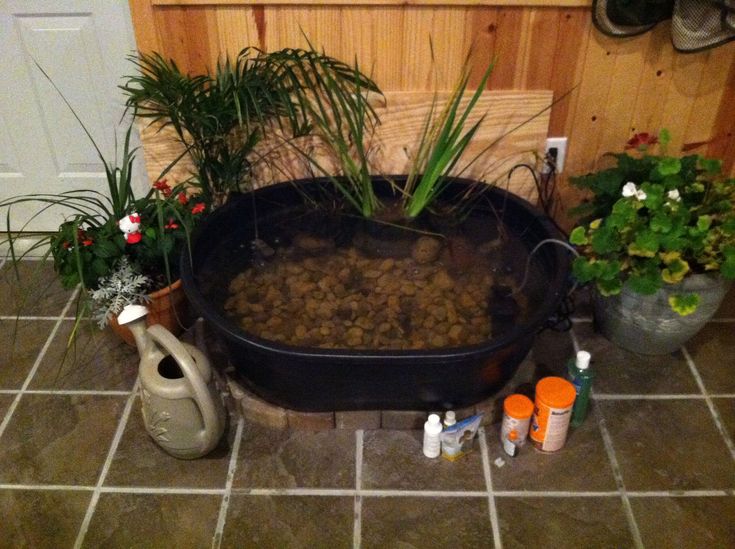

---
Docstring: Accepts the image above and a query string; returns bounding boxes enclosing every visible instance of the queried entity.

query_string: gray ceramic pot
[593,274,730,355]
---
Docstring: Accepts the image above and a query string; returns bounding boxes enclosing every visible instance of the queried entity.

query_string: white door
[0,0,147,232]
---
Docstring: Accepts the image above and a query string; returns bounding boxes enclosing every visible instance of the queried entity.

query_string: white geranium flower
[635,189,647,201]
[668,189,681,202]
[622,182,638,198]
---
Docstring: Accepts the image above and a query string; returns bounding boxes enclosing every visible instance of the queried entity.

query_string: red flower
[165,218,180,230]
[82,238,93,247]
[625,132,658,150]
[153,179,172,197]
[177,193,189,206]
[125,232,142,245]
[62,241,71,249]
[191,203,205,215]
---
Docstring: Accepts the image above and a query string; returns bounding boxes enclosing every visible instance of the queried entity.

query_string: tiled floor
[1,259,734,548]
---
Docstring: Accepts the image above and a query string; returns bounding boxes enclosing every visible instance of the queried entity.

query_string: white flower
[668,189,681,202]
[622,182,638,198]
[635,189,647,201]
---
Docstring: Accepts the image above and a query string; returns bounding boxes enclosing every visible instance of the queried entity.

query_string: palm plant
[121,47,380,207]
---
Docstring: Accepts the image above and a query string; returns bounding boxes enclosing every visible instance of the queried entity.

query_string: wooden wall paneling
[596,32,652,157]
[628,24,675,136]
[212,5,261,56]
[129,0,161,54]
[523,7,562,90]
[153,6,213,74]
[682,42,735,150]
[485,8,527,89]
[548,8,591,137]
[466,8,500,88]
[658,49,707,154]
[707,52,735,174]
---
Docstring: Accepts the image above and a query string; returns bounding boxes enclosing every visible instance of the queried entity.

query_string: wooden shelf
[152,1,591,7]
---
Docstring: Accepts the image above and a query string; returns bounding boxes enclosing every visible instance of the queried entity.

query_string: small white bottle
[443,410,457,428]
[423,414,443,458]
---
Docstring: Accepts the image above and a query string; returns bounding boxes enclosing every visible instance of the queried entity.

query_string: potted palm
[569,130,735,354]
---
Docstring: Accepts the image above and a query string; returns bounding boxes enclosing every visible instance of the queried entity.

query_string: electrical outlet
[545,137,568,174]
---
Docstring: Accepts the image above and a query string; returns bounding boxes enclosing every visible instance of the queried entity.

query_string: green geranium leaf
[145,227,156,240]
[697,215,712,231]
[699,157,722,175]
[597,277,622,296]
[721,256,735,279]
[650,213,672,233]
[687,182,705,194]
[572,257,598,283]
[656,157,681,176]
[598,259,622,281]
[668,293,700,316]
[569,226,588,246]
[662,258,690,284]
[635,231,660,254]
[591,225,619,254]
[642,182,665,209]
[628,272,661,295]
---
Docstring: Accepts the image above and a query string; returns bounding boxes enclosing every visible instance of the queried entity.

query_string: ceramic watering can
[118,305,226,459]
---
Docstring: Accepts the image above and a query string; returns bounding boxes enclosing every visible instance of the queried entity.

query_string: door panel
[0,1,147,232]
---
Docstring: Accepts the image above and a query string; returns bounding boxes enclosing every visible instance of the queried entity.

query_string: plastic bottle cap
[508,430,518,441]
[536,376,577,408]
[503,394,534,419]
[428,414,441,425]
[444,411,456,426]
[576,350,591,370]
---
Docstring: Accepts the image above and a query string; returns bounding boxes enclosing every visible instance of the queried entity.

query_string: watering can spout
[118,304,152,357]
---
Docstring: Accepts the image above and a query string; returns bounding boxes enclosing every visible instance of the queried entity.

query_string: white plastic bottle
[443,410,457,428]
[423,414,443,458]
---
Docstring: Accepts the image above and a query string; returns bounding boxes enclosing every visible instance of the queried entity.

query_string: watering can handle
[146,324,221,451]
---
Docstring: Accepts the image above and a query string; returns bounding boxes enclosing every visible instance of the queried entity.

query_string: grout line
[493,491,620,497]
[572,326,645,549]
[0,389,132,396]
[708,318,735,323]
[353,429,364,549]
[627,490,735,498]
[0,288,79,443]
[570,317,593,323]
[101,486,226,495]
[0,484,96,492]
[593,394,705,400]
[73,381,139,549]
[359,489,486,498]
[594,405,645,549]
[479,427,503,549]
[682,346,735,463]
[233,488,359,497]
[211,416,245,549]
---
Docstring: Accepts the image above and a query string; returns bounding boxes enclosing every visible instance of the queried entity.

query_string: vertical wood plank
[128,0,161,53]
[212,6,261,57]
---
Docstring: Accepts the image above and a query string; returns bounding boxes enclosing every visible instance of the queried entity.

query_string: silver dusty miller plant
[88,257,152,328]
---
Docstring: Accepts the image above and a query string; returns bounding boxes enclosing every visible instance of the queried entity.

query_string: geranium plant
[569,130,735,315]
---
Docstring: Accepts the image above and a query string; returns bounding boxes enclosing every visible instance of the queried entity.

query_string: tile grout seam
[681,346,735,463]
[0,316,76,321]
[353,429,364,549]
[479,427,503,549]
[0,288,79,443]
[73,380,140,549]
[211,415,246,549]
[570,327,645,549]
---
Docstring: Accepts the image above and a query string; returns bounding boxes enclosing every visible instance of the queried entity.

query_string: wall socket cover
[545,137,568,173]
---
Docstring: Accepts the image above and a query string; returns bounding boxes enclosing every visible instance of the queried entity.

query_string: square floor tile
[362,429,485,491]
[221,495,353,548]
[715,399,735,440]
[685,324,735,393]
[0,489,91,548]
[104,400,233,489]
[83,493,220,548]
[714,285,735,318]
[573,323,699,394]
[233,423,355,489]
[631,496,735,549]
[496,497,634,548]
[486,419,617,492]
[0,319,55,389]
[361,496,494,549]
[599,399,735,490]
[0,394,126,485]
[29,321,137,391]
[0,261,71,316]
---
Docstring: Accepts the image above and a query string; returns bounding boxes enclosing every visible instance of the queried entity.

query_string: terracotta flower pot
[110,279,189,347]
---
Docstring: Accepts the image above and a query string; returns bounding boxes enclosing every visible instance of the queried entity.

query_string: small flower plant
[88,256,152,328]
[569,130,735,315]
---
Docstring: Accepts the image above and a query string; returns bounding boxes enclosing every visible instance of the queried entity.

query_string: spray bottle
[568,350,594,427]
